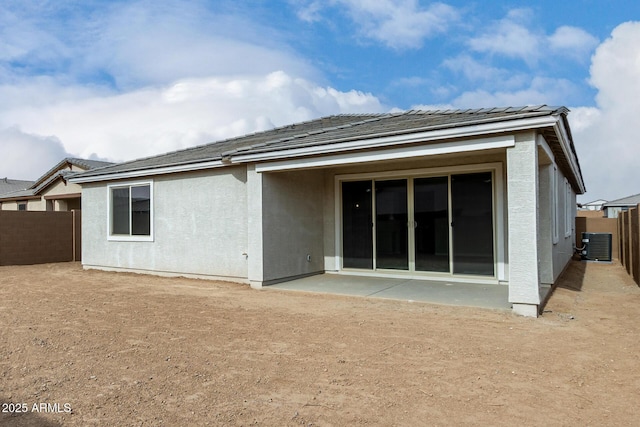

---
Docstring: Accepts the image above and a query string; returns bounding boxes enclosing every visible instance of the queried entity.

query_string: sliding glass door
[451,172,494,275]
[341,171,494,276]
[414,177,449,272]
[342,180,373,269]
[375,179,408,270]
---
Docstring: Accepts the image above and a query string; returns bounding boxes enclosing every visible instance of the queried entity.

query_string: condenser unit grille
[581,232,612,262]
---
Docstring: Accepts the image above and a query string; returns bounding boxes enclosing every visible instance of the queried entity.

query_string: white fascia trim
[553,121,586,193]
[69,160,225,184]
[255,135,514,173]
[233,116,555,165]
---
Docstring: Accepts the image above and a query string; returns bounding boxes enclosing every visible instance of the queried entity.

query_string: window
[108,182,153,240]
[18,201,27,211]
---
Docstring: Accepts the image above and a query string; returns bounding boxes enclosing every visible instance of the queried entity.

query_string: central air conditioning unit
[581,232,612,262]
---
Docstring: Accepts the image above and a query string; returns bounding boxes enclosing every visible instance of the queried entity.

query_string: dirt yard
[1,261,639,426]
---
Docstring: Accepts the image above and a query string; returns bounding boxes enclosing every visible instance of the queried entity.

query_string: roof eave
[69,159,226,184]
[228,115,560,164]
[0,194,40,202]
[552,117,586,194]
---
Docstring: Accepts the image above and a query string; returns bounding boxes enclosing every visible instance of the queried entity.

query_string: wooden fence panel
[629,210,634,276]
[623,211,631,274]
[74,210,81,262]
[619,212,626,268]
[634,207,640,285]
[611,204,640,286]
[0,211,80,266]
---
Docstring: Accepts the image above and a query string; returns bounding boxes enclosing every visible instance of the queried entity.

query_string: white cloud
[468,9,540,64]
[547,26,599,61]
[0,127,71,181]
[0,0,319,89]
[294,0,459,49]
[85,1,318,88]
[442,55,530,91]
[0,71,384,179]
[449,77,577,109]
[409,102,454,111]
[0,1,388,180]
[292,0,324,22]
[468,9,597,65]
[0,5,69,65]
[571,21,640,201]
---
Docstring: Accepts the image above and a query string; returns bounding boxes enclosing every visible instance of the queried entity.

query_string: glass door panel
[414,177,450,272]
[342,181,373,269]
[451,172,494,276]
[375,179,408,270]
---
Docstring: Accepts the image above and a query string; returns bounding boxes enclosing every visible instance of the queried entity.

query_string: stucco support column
[247,165,265,289]
[507,133,541,317]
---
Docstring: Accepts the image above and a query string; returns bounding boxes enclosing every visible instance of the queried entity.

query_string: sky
[1,0,640,202]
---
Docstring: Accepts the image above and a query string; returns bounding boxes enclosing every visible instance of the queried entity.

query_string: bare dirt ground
[1,260,639,426]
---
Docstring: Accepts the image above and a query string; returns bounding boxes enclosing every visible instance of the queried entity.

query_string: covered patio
[268,273,550,311]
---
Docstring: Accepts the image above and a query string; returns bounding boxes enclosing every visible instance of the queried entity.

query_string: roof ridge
[114,114,377,164]
[404,105,557,115]
[221,113,394,157]
[219,105,568,159]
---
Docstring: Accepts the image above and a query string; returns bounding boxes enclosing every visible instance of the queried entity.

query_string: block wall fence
[0,210,81,266]
[618,205,640,285]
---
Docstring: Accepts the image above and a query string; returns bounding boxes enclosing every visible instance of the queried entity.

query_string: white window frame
[107,180,154,242]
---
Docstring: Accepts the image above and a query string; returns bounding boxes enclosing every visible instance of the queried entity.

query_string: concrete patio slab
[269,273,512,311]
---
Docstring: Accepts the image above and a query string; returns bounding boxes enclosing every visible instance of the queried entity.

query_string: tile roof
[0,178,35,196]
[0,157,114,201]
[31,158,114,189]
[76,105,571,180]
[603,193,640,207]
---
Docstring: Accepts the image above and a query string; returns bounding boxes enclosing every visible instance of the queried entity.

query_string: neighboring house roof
[70,105,585,193]
[0,178,35,196]
[0,157,114,202]
[31,158,114,190]
[583,199,608,205]
[603,193,640,208]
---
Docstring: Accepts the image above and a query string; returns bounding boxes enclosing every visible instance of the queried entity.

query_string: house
[70,106,585,317]
[0,158,113,211]
[579,199,607,211]
[0,178,34,196]
[602,193,640,218]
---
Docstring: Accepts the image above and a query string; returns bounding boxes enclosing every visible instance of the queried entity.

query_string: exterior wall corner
[507,136,541,305]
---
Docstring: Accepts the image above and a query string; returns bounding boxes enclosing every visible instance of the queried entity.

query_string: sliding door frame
[335,162,505,282]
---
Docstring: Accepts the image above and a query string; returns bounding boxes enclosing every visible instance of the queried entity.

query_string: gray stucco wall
[551,165,576,281]
[82,167,249,280]
[536,135,577,284]
[261,170,325,282]
[538,163,554,285]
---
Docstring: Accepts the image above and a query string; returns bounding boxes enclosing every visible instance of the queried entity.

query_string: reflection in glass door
[414,177,449,272]
[451,172,494,276]
[342,181,373,269]
[341,171,495,277]
[375,180,408,270]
